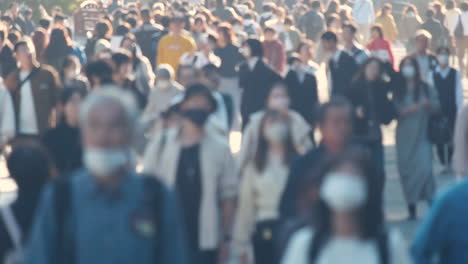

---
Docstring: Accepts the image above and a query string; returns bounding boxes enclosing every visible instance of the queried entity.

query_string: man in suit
[238,39,282,128]
[322,31,358,97]
[4,41,61,137]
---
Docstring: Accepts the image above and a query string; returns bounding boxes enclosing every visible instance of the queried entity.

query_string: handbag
[454,15,464,40]
[428,112,452,144]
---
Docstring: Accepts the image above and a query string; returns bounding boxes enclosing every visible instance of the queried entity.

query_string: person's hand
[218,241,230,264]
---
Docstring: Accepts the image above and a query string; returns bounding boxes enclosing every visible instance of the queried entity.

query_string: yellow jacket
[375,14,399,42]
[156,33,196,71]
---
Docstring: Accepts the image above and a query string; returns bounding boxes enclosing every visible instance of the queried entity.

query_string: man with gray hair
[25,88,188,264]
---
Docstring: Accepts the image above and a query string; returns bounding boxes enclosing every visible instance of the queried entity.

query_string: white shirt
[445,9,462,35]
[460,11,468,36]
[179,51,221,69]
[428,66,464,111]
[352,0,375,25]
[0,79,15,143]
[19,71,39,135]
[282,228,410,264]
[209,91,230,135]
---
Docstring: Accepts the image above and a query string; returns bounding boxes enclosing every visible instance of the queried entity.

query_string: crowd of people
[0,0,468,263]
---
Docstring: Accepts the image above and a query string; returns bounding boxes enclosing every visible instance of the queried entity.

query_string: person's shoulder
[282,227,314,263]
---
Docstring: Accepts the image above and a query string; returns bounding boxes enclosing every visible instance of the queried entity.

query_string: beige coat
[143,129,239,250]
[454,104,468,177]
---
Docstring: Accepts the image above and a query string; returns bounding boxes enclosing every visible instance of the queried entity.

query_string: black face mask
[180,109,211,127]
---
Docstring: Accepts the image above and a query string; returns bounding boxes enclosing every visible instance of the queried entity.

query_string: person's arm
[456,70,464,111]
[160,187,189,264]
[0,88,15,145]
[386,41,395,68]
[411,192,451,264]
[24,186,57,264]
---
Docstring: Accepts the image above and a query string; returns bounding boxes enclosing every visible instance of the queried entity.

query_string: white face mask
[83,147,130,177]
[240,47,251,58]
[320,172,367,212]
[269,96,290,110]
[158,80,171,90]
[401,66,416,79]
[264,122,288,143]
[437,54,450,66]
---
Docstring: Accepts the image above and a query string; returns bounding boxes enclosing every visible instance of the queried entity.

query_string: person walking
[234,110,298,264]
[298,1,326,42]
[375,4,399,43]
[262,27,287,76]
[455,1,468,75]
[399,5,423,53]
[421,9,450,53]
[352,0,375,43]
[342,23,369,65]
[26,88,188,264]
[366,25,395,69]
[394,56,439,220]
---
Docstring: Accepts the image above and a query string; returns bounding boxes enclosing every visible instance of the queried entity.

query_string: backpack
[53,176,164,264]
[1,207,24,264]
[309,229,389,264]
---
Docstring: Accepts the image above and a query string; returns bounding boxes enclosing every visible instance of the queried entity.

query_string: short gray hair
[79,86,139,134]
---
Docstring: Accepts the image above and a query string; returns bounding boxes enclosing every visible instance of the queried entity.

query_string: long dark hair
[352,57,384,84]
[394,56,426,101]
[45,26,73,61]
[306,148,384,259]
[254,110,297,172]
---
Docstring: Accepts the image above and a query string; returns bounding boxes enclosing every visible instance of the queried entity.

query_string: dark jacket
[298,10,326,42]
[238,59,282,127]
[0,44,17,78]
[42,122,82,175]
[346,79,395,142]
[285,70,318,125]
[329,51,358,96]
[421,18,450,51]
[5,65,62,135]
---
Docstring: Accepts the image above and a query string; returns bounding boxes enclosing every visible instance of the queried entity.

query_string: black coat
[42,122,82,175]
[285,70,318,125]
[239,59,282,126]
[329,51,358,96]
[347,79,395,141]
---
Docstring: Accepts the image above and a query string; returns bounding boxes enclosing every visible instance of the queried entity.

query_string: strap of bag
[0,206,23,254]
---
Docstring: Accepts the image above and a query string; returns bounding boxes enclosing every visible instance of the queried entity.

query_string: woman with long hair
[233,110,297,264]
[346,58,395,179]
[44,26,74,71]
[31,28,48,64]
[394,56,439,219]
[366,25,395,68]
[282,149,410,264]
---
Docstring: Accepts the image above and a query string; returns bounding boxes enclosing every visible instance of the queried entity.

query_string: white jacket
[352,0,375,25]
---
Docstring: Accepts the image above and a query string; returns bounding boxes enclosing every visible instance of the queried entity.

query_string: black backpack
[53,176,164,264]
[309,230,389,264]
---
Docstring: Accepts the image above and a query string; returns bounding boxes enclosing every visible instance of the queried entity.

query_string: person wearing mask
[422,9,449,53]
[0,142,53,261]
[352,0,375,43]
[281,150,410,264]
[84,59,114,90]
[375,4,398,43]
[179,34,221,70]
[262,27,287,76]
[367,25,395,69]
[60,55,89,91]
[143,64,184,128]
[279,98,353,220]
[347,58,395,178]
[0,23,17,79]
[298,1,326,42]
[400,5,423,53]
[394,56,439,220]
[26,88,188,264]
[111,50,147,109]
[285,55,318,126]
[342,22,369,65]
[157,16,196,72]
[143,84,238,264]
[4,41,61,138]
[279,17,302,54]
[133,8,164,68]
[445,0,461,38]
[239,82,313,169]
[428,47,463,172]
[242,12,262,38]
[215,23,244,128]
[455,2,468,75]
[321,31,358,97]
[234,110,298,264]
[42,87,87,175]
[412,30,438,83]
[120,33,155,99]
[191,16,209,45]
[238,38,282,128]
